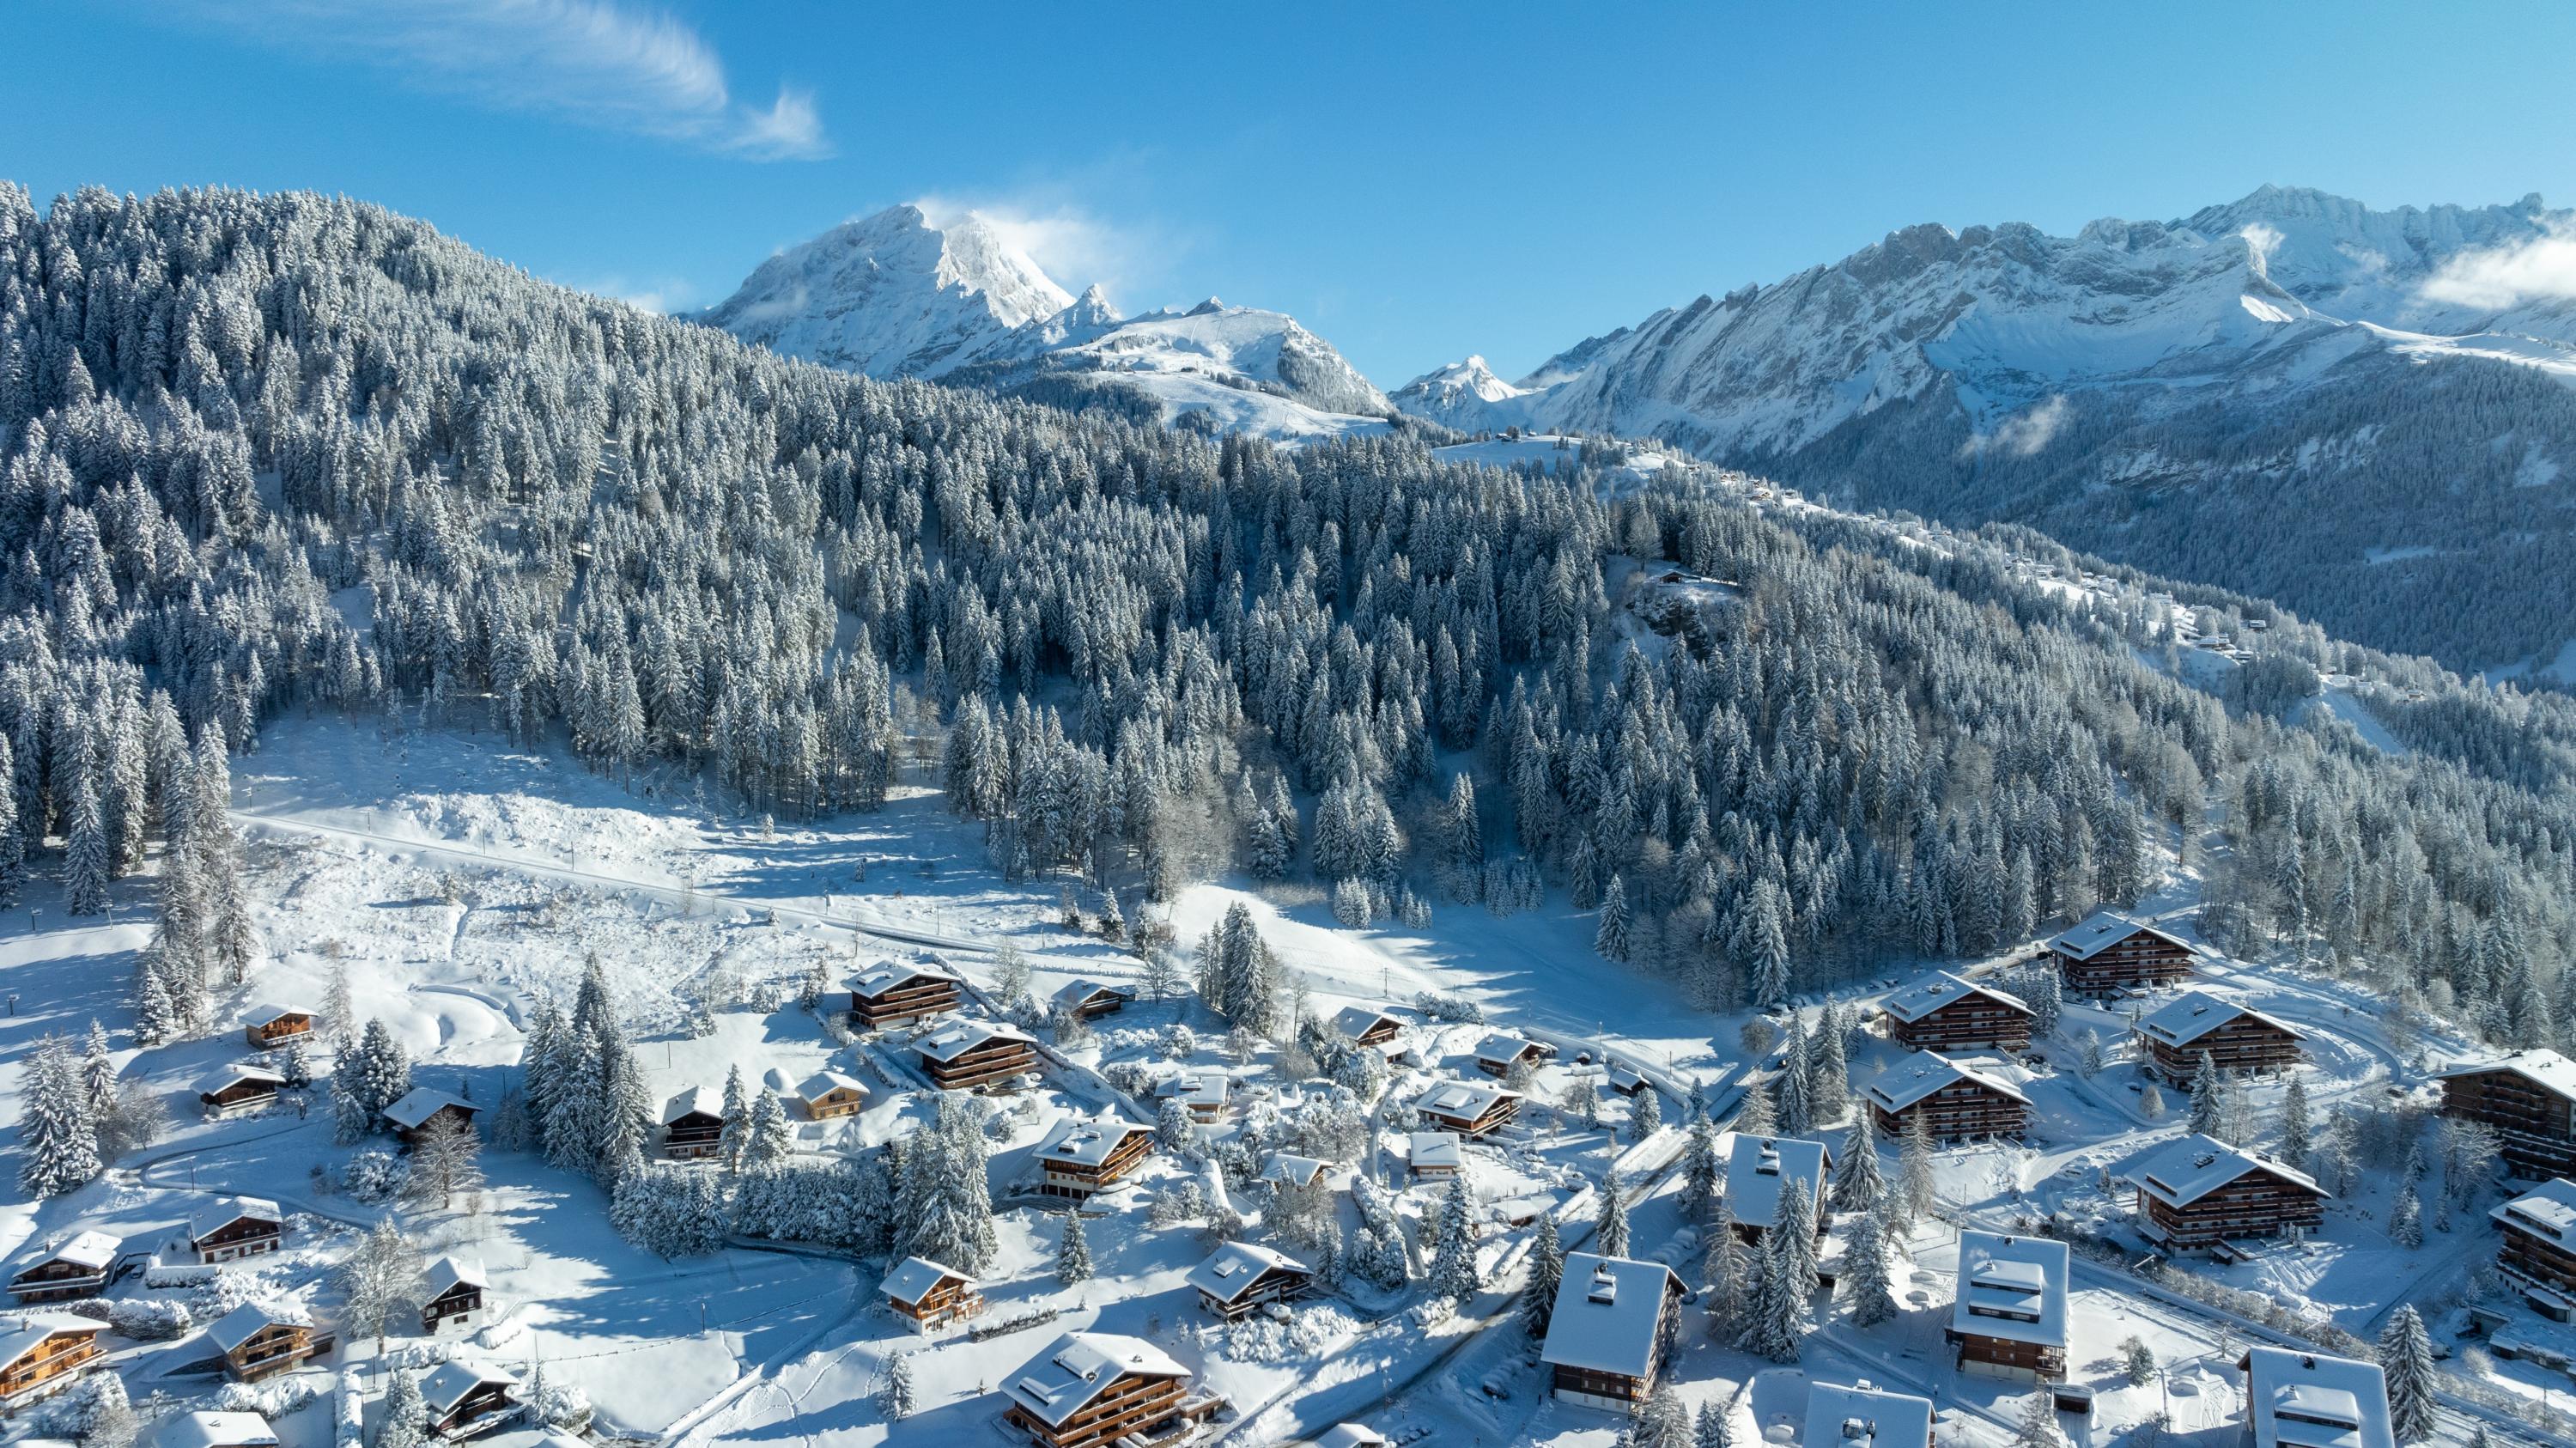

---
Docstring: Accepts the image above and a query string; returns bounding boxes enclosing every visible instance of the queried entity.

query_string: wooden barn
[197,1062,286,1118]
[2131,993,2305,1086]
[1051,979,1135,1021]
[420,1256,487,1334]
[1188,1240,1312,1320]
[1332,1006,1404,1051]
[1865,1055,2030,1142]
[420,1360,520,1438]
[207,1302,335,1382]
[1471,1033,1551,1078]
[848,961,961,1030]
[1722,1133,1834,1243]
[793,1070,868,1121]
[242,1005,315,1050]
[1001,1331,1223,1448]
[1948,1232,2069,1381]
[0,1311,103,1409]
[1803,1381,1936,1448]
[2129,1135,2327,1252]
[2046,910,2202,995]
[2493,1177,2576,1319]
[1035,1116,1155,1197]
[1415,1080,1522,1137]
[1539,1253,1686,1413]
[9,1230,124,1304]
[880,1256,984,1332]
[914,1019,1039,1091]
[660,1086,726,1160]
[1879,971,2035,1052]
[2240,1347,2395,1448]
[2438,1049,2576,1180]
[383,1087,481,1147]
[187,1196,284,1263]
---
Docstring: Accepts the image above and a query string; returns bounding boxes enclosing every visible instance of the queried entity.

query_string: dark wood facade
[888,1269,984,1331]
[224,1321,335,1382]
[920,1031,1039,1091]
[429,1377,518,1437]
[2442,1063,2576,1180]
[1418,1087,1522,1137]
[1039,1125,1155,1197]
[1004,1368,1215,1448]
[422,1282,483,1334]
[2051,925,2196,995]
[1870,1076,2029,1143]
[245,1011,314,1049]
[1886,994,2032,1052]
[1954,1330,2066,1380]
[0,1322,102,1404]
[8,1244,116,1304]
[199,1074,282,1116]
[1546,1275,1685,1412]
[191,1212,283,1263]
[2136,1171,2324,1251]
[664,1110,725,1160]
[1195,1261,1310,1320]
[2492,1184,2576,1317]
[849,970,961,1030]
[2136,1016,2303,1086]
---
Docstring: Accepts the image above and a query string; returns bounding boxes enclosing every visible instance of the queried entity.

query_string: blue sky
[8,1,2572,384]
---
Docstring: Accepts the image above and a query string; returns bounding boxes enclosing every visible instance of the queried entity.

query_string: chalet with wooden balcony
[242,1004,315,1051]
[1051,979,1134,1021]
[1948,1232,2069,1381]
[1471,1033,1551,1079]
[1415,1080,1522,1137]
[207,1302,335,1382]
[1722,1133,1834,1244]
[1002,1331,1222,1448]
[187,1196,284,1263]
[384,1086,481,1147]
[2439,1049,2576,1180]
[881,1256,985,1332]
[794,1070,868,1121]
[849,961,962,1030]
[2047,910,2203,996]
[1865,1055,2030,1143]
[2129,1135,2327,1253]
[1035,1116,1155,1197]
[660,1086,726,1160]
[1407,1130,1462,1178]
[1157,1070,1231,1124]
[1332,1007,1404,1052]
[155,1410,280,1448]
[0,1311,103,1408]
[1804,1381,1936,1448]
[2132,993,2305,1086]
[2240,1347,2395,1448]
[916,1019,1040,1092]
[2493,1177,2576,1319]
[9,1230,124,1304]
[1879,971,2035,1052]
[421,1256,486,1335]
[197,1062,286,1118]
[1188,1240,1312,1320]
[1539,1253,1686,1413]
[420,1359,520,1438]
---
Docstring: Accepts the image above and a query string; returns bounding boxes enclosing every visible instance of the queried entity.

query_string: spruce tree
[743,1090,793,1171]
[1735,1079,1777,1136]
[379,1368,428,1448]
[1431,1176,1480,1299]
[1833,1110,1884,1215]
[878,1349,918,1421]
[2379,1305,2439,1443]
[2279,1074,2312,1167]
[2014,1390,2068,1448]
[1597,1168,1630,1257]
[1595,873,1631,962]
[1842,1197,1899,1327]
[718,1065,750,1175]
[1629,1086,1662,1143]
[1704,1195,1747,1332]
[1524,1212,1564,1337]
[1695,1401,1733,1448]
[2390,1180,2424,1248]
[17,1036,102,1196]
[1773,1177,1820,1292]
[1776,1018,1814,1135]
[2187,1051,2223,1136]
[1055,1208,1093,1286]
[1812,1012,1850,1123]
[64,770,110,916]
[1899,1111,1937,1227]
[1681,1116,1722,1220]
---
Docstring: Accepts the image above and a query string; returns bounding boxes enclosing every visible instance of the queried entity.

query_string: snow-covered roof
[1951,1232,2069,1348]
[1036,1116,1151,1168]
[206,1301,300,1354]
[914,1019,1035,1064]
[1187,1240,1308,1305]
[241,1004,308,1027]
[879,1256,970,1306]
[794,1070,866,1104]
[1260,1153,1330,1189]
[2436,1049,2576,1103]
[424,1256,488,1298]
[2050,909,2202,961]
[1722,1132,1832,1230]
[1538,1253,1680,1380]
[1157,1070,1231,1106]
[1604,1061,1648,1093]
[1050,978,1132,1009]
[17,1229,122,1273]
[420,1359,517,1415]
[1864,1053,2028,1113]
[1471,1032,1544,1068]
[382,1086,478,1129]
[1332,1006,1401,1041]
[853,959,952,996]
[189,1196,281,1240]
[1415,1079,1520,1122]
[1317,1427,1389,1448]
[2133,1134,2324,1208]
[1804,1381,1935,1448]
[153,1411,277,1448]
[2135,991,2302,1049]
[1408,1131,1462,1171]
[0,1311,100,1368]
[1880,970,2031,1024]
[2243,1346,2394,1448]
[1005,1331,1191,1427]
[195,1062,286,1095]
[661,1086,724,1124]
[2495,1177,2576,1242]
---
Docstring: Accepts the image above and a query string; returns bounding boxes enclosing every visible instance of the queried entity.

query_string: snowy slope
[1389,355,1538,432]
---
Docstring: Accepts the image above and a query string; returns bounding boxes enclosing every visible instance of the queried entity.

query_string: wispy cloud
[911,190,1183,307]
[562,273,700,314]
[2420,222,2576,310]
[1959,395,2071,461]
[174,0,829,160]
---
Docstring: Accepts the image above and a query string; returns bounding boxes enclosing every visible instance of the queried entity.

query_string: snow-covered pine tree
[1833,1110,1883,1215]
[1695,1400,1732,1448]
[378,1367,427,1448]
[1812,1010,1850,1123]
[2379,1305,2439,1442]
[16,1035,101,1196]
[1595,873,1631,962]
[1524,1211,1564,1337]
[1776,1017,1814,1135]
[1597,1168,1631,1257]
[1740,1222,1807,1362]
[80,1019,116,1114]
[2187,1051,2223,1135]
[1431,1176,1480,1300]
[1735,1078,1777,1136]
[1704,1194,1747,1329]
[2279,1074,2311,1167]
[1633,1384,1691,1448]
[1629,1086,1662,1142]
[1773,1177,1820,1290]
[2014,1390,2068,1448]
[1843,1196,1899,1326]
[1056,1208,1092,1286]
[2078,1030,2105,1076]
[1899,1111,1937,1227]
[744,1090,793,1171]
[718,1065,750,1175]
[1681,1116,1722,1220]
[324,960,355,1057]
[878,1349,917,1421]
[2390,1180,2424,1248]
[63,770,109,916]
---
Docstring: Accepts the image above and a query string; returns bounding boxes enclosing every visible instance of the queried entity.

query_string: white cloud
[562,274,699,314]
[1959,395,2070,460]
[912,192,1176,306]
[174,0,829,160]
[2239,222,2285,264]
[2420,222,2576,310]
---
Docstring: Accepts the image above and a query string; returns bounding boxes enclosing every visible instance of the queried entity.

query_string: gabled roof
[1408,1131,1462,1171]
[2436,1049,2576,1104]
[1332,1006,1402,1040]
[795,1070,866,1104]
[879,1255,971,1306]
[419,1359,518,1415]
[206,1300,302,1354]
[196,1062,287,1095]
[1805,1381,1935,1448]
[853,959,954,997]
[1317,1427,1390,1448]
[1880,970,2032,1024]
[2050,909,2203,962]
[1604,1061,1648,1094]
[190,1195,282,1240]
[1187,1240,1308,1305]
[1952,1231,2069,1348]
[382,1086,479,1129]
[661,1086,724,1124]
[1865,1053,2028,1113]
[1722,1132,1832,1230]
[242,1004,309,1027]
[2244,1346,2394,1448]
[1157,1071,1231,1106]
[1471,1032,1545,1068]
[0,1311,100,1369]
[424,1256,488,1298]
[1538,1253,1680,1380]
[154,1411,278,1448]
[2133,1134,2324,1208]
[1415,1079,1520,1122]
[1036,1116,1152,1168]
[915,1019,1036,1064]
[1261,1153,1331,1189]
[2495,1177,2576,1243]
[1051,978,1133,1009]
[1005,1332,1190,1427]
[2136,991,2302,1049]
[15,1228,122,1274]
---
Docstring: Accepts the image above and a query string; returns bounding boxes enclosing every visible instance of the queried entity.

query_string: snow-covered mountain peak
[1390,355,1534,432]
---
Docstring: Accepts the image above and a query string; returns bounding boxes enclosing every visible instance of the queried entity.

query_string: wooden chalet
[1002,1331,1222,1448]
[1188,1240,1311,1320]
[2129,1135,2325,1253]
[421,1256,487,1334]
[197,1062,286,1117]
[2492,1178,2576,1319]
[794,1070,869,1121]
[1538,1253,1686,1413]
[1947,1232,2069,1381]
[187,1196,284,1263]
[0,1311,103,1408]
[9,1230,124,1304]
[2439,1049,2576,1180]
[242,1004,315,1050]
[2132,992,2304,1086]
[1036,1116,1155,1197]
[848,960,962,1030]
[383,1087,481,1147]
[2240,1347,2395,1448]
[1406,1130,1463,1178]
[883,1256,985,1332]
[420,1360,519,1439]
[1051,979,1135,1021]
[1602,1061,1649,1098]
[2046,910,2202,995]
[1331,1006,1404,1051]
[1157,1070,1231,1123]
[1865,1055,2030,1142]
[1879,971,2035,1052]
[915,1019,1040,1091]
[1414,1080,1522,1137]
[1471,1033,1550,1078]
[207,1302,335,1382]
[1722,1133,1834,1242]
[660,1086,726,1160]
[1803,1381,1936,1448]
[154,1411,281,1448]
[1259,1153,1332,1191]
